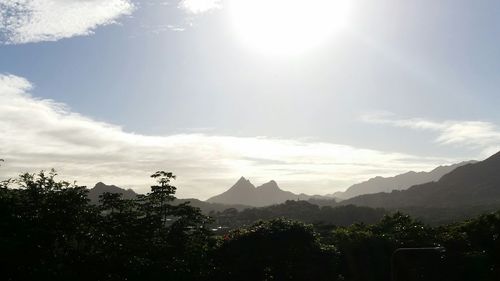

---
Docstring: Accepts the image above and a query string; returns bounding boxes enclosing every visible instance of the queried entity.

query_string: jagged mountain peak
[229,176,255,191]
[257,180,279,190]
[87,182,138,203]
[237,176,249,182]
[207,178,318,207]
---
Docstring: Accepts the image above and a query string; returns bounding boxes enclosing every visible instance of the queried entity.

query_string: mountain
[331,161,475,200]
[87,182,249,213]
[341,151,500,209]
[207,177,314,207]
[87,182,138,203]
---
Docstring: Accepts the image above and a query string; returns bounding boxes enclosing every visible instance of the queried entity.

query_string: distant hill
[206,177,322,207]
[87,182,138,203]
[331,161,475,200]
[341,151,500,209]
[87,182,249,213]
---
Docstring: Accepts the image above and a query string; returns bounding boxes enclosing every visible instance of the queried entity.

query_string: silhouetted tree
[213,218,340,281]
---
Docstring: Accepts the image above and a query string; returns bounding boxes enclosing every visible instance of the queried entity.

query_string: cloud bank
[0,74,458,199]
[0,0,134,44]
[362,112,500,157]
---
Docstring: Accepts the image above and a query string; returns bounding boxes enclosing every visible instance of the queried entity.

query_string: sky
[1,0,500,199]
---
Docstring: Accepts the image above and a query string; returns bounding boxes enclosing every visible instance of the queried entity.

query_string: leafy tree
[0,170,216,281]
[0,170,97,280]
[213,218,340,281]
[371,212,434,247]
[437,211,500,281]
[328,212,435,281]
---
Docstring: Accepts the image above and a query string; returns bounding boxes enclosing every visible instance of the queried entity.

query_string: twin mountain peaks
[205,160,476,207]
[206,177,317,207]
[88,151,500,213]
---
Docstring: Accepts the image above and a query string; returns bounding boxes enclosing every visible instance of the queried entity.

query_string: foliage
[210,200,387,230]
[212,218,340,281]
[0,170,213,281]
[2,170,500,281]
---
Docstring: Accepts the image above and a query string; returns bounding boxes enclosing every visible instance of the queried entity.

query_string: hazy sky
[1,0,500,199]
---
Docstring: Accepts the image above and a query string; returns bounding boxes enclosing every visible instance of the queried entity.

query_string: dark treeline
[210,200,387,230]
[308,198,500,226]
[1,171,500,281]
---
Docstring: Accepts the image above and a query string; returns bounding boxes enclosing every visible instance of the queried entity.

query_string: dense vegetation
[1,171,500,281]
[210,200,387,230]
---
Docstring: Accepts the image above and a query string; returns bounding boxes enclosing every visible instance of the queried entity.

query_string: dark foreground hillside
[1,171,500,281]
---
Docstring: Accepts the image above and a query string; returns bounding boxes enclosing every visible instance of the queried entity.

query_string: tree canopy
[1,170,500,281]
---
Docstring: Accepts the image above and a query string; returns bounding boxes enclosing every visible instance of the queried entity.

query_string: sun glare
[228,0,351,56]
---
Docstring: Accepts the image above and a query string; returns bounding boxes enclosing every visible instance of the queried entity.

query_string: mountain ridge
[331,161,475,200]
[340,151,500,209]
[86,182,250,213]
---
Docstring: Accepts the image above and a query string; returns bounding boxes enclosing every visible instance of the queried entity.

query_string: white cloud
[167,24,186,32]
[0,0,134,44]
[0,74,456,199]
[362,112,500,157]
[179,0,221,14]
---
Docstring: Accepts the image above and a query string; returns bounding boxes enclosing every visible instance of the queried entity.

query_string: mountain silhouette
[331,161,475,200]
[207,177,313,207]
[341,151,500,209]
[87,182,138,203]
[87,182,249,213]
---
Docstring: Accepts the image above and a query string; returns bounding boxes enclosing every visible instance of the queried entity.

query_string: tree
[0,170,97,281]
[213,218,340,281]
[143,171,214,281]
[147,171,177,225]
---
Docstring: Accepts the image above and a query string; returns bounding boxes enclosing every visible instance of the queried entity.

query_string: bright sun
[228,0,351,56]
